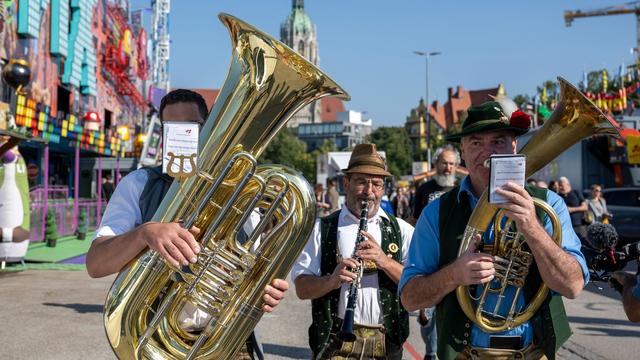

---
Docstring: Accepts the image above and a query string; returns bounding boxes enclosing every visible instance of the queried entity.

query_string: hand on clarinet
[356,232,391,269]
[329,258,359,289]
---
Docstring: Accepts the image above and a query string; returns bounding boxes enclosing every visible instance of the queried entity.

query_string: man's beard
[434,173,456,187]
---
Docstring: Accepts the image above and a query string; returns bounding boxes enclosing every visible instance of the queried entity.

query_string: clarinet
[337,200,369,342]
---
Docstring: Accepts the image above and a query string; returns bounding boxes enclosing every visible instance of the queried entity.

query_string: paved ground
[1,268,638,359]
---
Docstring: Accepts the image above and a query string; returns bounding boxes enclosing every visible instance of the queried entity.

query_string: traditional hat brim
[342,165,391,177]
[445,120,529,143]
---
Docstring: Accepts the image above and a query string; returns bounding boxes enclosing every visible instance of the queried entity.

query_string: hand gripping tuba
[456,77,619,332]
[103,14,349,359]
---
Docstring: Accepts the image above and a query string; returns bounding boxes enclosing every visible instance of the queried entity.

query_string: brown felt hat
[342,143,391,177]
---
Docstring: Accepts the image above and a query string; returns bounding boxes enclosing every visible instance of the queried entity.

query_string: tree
[537,80,559,109]
[586,69,609,93]
[259,127,316,182]
[45,209,58,247]
[366,127,413,177]
[513,94,531,109]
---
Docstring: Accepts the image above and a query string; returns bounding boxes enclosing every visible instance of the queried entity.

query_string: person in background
[557,176,588,241]
[326,178,340,213]
[315,183,331,217]
[611,269,640,322]
[392,181,411,222]
[548,180,560,193]
[411,145,461,360]
[526,178,537,187]
[586,184,611,223]
[102,173,115,202]
[536,180,548,189]
[413,145,460,221]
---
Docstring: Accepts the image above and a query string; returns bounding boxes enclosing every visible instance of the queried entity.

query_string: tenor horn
[103,14,349,359]
[456,77,618,332]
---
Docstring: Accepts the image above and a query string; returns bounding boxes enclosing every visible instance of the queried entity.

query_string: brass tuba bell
[103,14,349,359]
[456,77,619,332]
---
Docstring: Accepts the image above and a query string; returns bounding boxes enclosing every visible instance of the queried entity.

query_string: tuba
[456,77,619,332]
[103,14,349,359]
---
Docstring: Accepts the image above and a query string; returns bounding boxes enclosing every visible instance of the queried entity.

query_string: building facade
[405,84,506,159]
[298,110,372,152]
[0,0,154,240]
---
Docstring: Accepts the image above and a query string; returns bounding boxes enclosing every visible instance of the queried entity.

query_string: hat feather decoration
[491,94,518,119]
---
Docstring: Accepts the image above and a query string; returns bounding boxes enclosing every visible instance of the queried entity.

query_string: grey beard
[434,174,456,187]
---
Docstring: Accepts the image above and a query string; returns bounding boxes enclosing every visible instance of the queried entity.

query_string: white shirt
[291,206,414,325]
[94,168,264,331]
[94,169,148,239]
[94,169,260,240]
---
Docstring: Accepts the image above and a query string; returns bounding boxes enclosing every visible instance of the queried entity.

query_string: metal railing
[29,187,105,241]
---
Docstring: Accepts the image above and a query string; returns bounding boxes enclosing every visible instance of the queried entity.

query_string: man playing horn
[292,143,414,359]
[399,101,589,360]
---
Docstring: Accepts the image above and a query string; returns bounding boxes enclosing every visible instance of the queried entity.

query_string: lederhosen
[308,210,409,359]
[139,166,264,360]
[435,185,572,360]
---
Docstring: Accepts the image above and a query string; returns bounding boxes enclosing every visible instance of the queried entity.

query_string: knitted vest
[435,185,572,360]
[308,210,409,355]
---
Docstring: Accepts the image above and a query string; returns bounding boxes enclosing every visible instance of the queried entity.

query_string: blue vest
[435,185,571,360]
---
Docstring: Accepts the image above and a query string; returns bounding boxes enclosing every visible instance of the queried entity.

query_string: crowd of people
[523,176,614,244]
[83,90,639,360]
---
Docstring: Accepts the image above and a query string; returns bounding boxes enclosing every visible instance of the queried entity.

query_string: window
[104,110,113,130]
[57,86,71,115]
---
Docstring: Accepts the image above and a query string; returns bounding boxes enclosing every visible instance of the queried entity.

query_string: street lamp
[413,50,442,171]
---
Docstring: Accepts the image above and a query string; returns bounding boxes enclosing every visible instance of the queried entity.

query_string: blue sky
[144,1,636,127]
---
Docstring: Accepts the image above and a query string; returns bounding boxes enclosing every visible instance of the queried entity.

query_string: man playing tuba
[399,101,589,360]
[86,89,288,359]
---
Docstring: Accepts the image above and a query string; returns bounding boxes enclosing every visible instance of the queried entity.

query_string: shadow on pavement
[569,315,640,337]
[568,315,640,327]
[43,302,104,314]
[574,326,640,337]
[584,283,624,301]
[263,343,312,358]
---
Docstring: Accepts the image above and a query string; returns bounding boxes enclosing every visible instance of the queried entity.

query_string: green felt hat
[445,101,531,142]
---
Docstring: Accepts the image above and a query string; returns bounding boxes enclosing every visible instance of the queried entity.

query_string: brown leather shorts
[456,343,547,360]
[316,324,402,360]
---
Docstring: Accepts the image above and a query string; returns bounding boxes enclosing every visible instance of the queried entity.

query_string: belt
[332,319,385,339]
[460,343,545,360]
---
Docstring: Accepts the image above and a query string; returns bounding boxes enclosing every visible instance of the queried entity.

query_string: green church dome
[284,0,313,34]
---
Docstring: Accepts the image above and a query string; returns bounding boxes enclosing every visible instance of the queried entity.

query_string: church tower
[281,0,322,127]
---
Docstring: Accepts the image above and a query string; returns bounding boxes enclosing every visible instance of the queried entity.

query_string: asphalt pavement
[1,269,638,360]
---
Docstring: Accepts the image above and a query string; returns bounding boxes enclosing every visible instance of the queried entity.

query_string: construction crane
[565,1,640,59]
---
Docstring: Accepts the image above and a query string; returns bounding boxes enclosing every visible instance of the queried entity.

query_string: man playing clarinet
[292,143,414,359]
